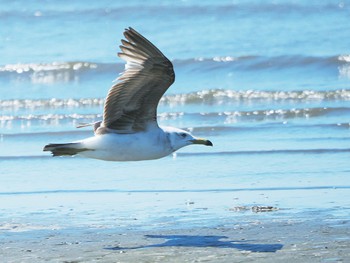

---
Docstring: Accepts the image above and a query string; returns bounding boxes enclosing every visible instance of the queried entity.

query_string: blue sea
[0,0,350,234]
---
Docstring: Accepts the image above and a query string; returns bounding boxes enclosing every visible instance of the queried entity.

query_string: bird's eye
[180,133,187,138]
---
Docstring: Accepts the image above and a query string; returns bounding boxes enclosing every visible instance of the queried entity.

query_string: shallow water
[1,0,350,232]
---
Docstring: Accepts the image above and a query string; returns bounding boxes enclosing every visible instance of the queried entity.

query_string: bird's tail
[43,142,89,157]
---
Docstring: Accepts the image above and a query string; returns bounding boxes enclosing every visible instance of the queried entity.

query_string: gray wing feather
[101,27,175,133]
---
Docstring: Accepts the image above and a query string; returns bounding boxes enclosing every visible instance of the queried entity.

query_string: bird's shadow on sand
[105,234,283,253]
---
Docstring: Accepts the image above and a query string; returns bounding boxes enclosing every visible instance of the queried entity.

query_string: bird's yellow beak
[191,138,213,146]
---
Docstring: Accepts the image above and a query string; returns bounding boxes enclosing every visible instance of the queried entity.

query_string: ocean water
[1,1,350,232]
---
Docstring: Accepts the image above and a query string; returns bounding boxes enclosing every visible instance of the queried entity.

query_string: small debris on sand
[229,206,279,213]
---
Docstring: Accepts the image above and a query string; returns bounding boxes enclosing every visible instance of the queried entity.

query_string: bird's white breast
[78,128,172,161]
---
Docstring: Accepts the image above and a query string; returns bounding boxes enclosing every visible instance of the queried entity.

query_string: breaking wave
[1,89,350,110]
[1,54,350,83]
[1,107,349,125]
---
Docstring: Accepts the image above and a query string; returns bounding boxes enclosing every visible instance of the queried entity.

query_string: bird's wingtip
[125,27,134,32]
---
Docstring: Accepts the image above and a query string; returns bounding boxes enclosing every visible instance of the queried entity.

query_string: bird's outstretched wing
[100,27,175,134]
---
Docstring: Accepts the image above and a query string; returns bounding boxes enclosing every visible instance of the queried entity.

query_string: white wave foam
[1,90,350,110]
[0,62,99,84]
[0,62,98,73]
[338,55,350,63]
[160,89,350,105]
[1,108,348,127]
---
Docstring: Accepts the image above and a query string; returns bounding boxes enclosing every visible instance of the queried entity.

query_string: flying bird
[43,27,212,161]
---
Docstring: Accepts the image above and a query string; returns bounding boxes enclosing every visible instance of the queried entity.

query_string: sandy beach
[1,216,349,262]
[1,187,349,262]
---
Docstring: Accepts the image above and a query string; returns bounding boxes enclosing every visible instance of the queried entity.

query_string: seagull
[43,27,213,161]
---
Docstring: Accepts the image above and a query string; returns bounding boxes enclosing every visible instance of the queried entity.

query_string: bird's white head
[163,127,213,152]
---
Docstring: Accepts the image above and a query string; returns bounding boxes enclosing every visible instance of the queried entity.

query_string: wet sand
[1,214,349,262]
